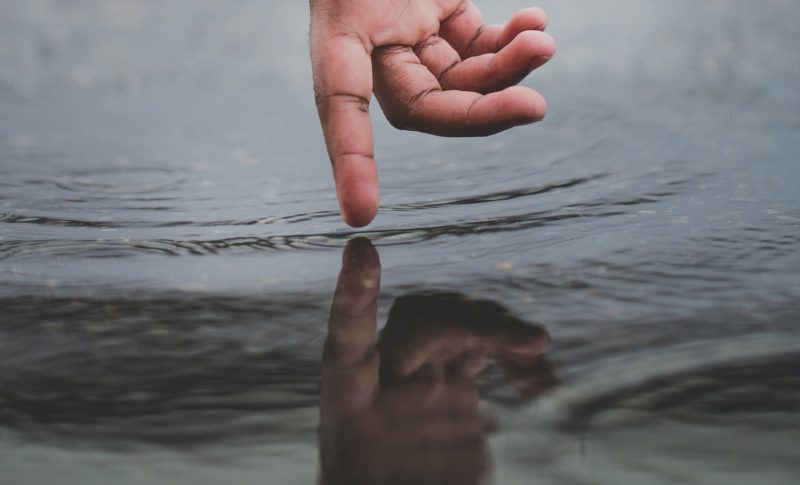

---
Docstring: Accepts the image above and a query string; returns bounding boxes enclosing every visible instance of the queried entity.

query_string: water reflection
[0,238,797,484]
[320,238,557,485]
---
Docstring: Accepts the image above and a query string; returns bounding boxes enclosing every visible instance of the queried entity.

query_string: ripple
[382,174,612,211]
[47,166,187,196]
[0,175,688,259]
[501,335,800,485]
[0,208,627,259]
[536,334,800,432]
[0,293,325,449]
[0,175,610,229]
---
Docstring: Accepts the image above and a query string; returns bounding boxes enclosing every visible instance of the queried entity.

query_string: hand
[319,238,557,485]
[310,1,556,227]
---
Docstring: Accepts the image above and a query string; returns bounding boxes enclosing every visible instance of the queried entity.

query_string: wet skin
[319,238,558,485]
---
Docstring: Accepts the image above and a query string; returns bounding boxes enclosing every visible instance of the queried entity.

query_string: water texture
[0,1,799,484]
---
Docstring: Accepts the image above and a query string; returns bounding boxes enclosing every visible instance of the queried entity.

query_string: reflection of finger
[500,358,560,399]
[455,351,489,378]
[382,326,477,378]
[387,324,548,378]
[323,238,382,415]
[311,29,378,227]
[379,310,549,380]
[441,4,548,57]
[328,237,381,365]
[382,374,480,417]
[436,31,556,94]
[492,325,550,365]
[373,48,547,137]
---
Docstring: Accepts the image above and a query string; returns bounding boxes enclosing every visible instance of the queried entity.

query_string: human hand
[319,238,556,484]
[310,1,555,227]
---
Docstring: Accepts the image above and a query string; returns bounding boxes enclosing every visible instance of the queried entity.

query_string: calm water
[1,0,799,484]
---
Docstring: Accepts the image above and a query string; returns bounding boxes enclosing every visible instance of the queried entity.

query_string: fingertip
[533,93,548,122]
[340,237,382,298]
[343,237,381,276]
[518,6,549,30]
[332,154,380,227]
[503,30,555,74]
[518,30,556,61]
[499,7,550,47]
[504,30,555,76]
[502,86,548,123]
[527,96,548,123]
[340,187,379,227]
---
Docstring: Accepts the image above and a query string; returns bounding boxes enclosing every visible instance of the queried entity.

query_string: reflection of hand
[310,1,556,227]
[320,238,557,485]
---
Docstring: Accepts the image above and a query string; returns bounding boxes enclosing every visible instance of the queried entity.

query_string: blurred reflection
[320,238,558,485]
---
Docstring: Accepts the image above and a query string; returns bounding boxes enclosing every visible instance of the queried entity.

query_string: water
[1,0,799,483]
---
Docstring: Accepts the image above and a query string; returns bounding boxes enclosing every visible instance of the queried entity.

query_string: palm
[310,1,555,226]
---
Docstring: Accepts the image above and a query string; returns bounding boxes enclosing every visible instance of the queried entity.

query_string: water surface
[1,1,799,484]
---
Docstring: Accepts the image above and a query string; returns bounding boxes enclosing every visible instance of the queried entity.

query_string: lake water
[1,1,799,484]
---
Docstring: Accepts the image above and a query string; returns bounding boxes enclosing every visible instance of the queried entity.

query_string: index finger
[310,29,380,227]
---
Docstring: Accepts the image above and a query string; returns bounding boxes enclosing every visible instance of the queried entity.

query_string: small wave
[536,334,800,432]
[0,174,690,262]
[0,207,627,260]
[0,176,609,229]
[0,291,326,448]
[383,174,611,211]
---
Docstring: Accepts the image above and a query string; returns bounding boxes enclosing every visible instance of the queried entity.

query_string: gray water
[1,0,799,484]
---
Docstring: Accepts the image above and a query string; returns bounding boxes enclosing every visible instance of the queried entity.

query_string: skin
[319,238,558,484]
[310,1,556,227]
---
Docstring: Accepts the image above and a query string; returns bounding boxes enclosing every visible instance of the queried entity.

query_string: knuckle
[412,35,441,56]
[419,17,439,39]
[447,0,470,20]
[315,90,371,113]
